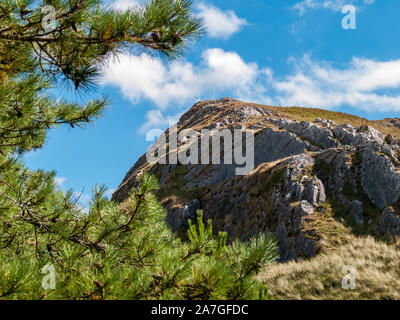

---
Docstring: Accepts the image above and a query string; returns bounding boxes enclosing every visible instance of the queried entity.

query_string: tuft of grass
[302,202,353,252]
[258,235,400,300]
[157,165,206,202]
[376,152,386,157]
[312,159,336,182]
[273,106,369,126]
[258,195,400,300]
[272,106,400,138]
[264,168,285,193]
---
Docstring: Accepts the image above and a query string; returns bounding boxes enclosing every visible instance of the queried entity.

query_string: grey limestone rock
[379,207,400,236]
[361,146,400,209]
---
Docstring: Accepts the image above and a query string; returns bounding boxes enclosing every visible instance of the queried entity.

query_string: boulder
[379,207,400,236]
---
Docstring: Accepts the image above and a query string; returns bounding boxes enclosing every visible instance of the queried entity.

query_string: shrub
[0,174,279,300]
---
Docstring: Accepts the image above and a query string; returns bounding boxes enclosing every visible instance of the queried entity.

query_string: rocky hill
[113,98,400,262]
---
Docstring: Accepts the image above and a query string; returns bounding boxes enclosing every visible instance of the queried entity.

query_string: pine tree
[0,0,279,300]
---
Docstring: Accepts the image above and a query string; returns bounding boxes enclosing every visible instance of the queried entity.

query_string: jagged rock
[296,233,317,257]
[332,123,386,147]
[358,125,385,145]
[314,118,336,128]
[295,200,315,216]
[379,207,400,236]
[304,177,326,207]
[165,198,202,231]
[254,128,317,164]
[292,201,314,232]
[270,119,338,149]
[184,127,315,188]
[349,200,364,224]
[332,125,357,146]
[361,146,400,209]
[381,146,398,164]
[385,134,396,145]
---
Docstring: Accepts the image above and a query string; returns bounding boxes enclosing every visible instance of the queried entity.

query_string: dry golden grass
[258,235,400,300]
[257,193,400,300]
[301,204,353,252]
[190,99,400,138]
[271,106,400,138]
[274,106,368,125]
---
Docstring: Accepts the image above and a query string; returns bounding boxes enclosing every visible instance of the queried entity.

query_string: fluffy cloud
[293,0,374,14]
[272,55,400,112]
[109,0,140,11]
[139,109,181,134]
[196,3,247,39]
[54,177,67,188]
[105,188,116,198]
[72,191,91,214]
[102,48,271,109]
[73,191,91,203]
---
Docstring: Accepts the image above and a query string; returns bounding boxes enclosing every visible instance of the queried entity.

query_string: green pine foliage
[0,174,279,300]
[0,0,279,300]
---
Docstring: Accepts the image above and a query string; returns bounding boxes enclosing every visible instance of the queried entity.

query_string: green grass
[156,164,207,202]
[302,201,352,251]
[264,168,285,193]
[376,152,386,157]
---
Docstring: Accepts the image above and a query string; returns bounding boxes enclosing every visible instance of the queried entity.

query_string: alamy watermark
[41,5,56,32]
[342,5,357,30]
[342,265,357,290]
[41,264,56,290]
[146,123,255,176]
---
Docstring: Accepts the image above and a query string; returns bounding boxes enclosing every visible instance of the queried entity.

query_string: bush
[0,174,279,300]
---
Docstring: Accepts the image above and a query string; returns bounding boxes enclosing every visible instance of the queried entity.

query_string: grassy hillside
[258,235,400,299]
[273,106,400,138]
[193,99,400,138]
[257,195,400,300]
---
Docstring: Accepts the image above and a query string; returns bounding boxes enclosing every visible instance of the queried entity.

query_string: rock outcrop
[113,98,400,261]
[379,207,400,236]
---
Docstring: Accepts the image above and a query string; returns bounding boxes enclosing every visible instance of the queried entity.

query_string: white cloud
[22,149,41,159]
[139,109,181,134]
[73,191,91,214]
[109,0,140,11]
[73,191,91,203]
[293,0,374,14]
[70,189,114,213]
[196,3,247,39]
[55,177,67,188]
[102,48,272,110]
[105,188,116,199]
[77,205,90,214]
[272,55,400,112]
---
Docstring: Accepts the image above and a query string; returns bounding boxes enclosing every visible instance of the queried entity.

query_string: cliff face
[113,98,400,261]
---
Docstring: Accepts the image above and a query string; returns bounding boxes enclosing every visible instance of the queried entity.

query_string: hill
[113,98,400,299]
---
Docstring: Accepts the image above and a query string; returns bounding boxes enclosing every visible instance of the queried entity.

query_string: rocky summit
[113,98,400,262]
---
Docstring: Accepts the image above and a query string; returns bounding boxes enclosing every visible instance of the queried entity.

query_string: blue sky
[24,0,400,205]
